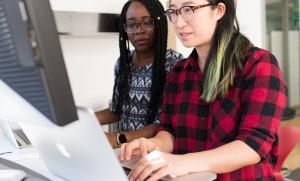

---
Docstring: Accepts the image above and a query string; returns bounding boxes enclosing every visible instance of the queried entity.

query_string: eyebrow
[126,16,151,21]
[169,1,197,8]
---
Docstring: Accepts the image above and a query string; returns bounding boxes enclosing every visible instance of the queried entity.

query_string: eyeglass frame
[164,3,216,23]
[123,17,155,33]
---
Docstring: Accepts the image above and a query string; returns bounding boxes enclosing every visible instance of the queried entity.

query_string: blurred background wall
[49,0,299,112]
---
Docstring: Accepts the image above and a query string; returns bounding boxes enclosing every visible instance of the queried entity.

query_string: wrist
[111,133,119,149]
[149,137,160,150]
[185,153,210,173]
[185,153,195,173]
[105,132,119,149]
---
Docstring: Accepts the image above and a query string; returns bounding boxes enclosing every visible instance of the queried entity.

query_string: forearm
[109,124,160,149]
[124,124,159,142]
[185,140,261,174]
[150,131,175,153]
[95,108,119,125]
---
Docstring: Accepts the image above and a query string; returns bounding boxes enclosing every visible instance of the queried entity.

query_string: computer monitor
[0,0,78,126]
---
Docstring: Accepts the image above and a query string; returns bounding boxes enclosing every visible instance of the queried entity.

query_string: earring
[157,16,160,20]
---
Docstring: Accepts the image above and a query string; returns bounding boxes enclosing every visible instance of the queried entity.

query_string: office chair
[274,125,300,181]
[282,107,296,121]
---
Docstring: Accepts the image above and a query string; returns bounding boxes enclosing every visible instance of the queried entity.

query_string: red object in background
[275,125,300,181]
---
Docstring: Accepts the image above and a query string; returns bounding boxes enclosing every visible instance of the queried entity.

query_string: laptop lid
[20,107,128,181]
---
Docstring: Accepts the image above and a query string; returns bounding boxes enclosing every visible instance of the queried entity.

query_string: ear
[215,2,226,21]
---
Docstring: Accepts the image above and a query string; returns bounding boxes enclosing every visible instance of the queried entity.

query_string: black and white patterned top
[110,49,183,132]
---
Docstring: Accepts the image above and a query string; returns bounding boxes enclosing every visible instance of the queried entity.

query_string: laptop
[19,107,128,181]
[19,107,216,181]
[0,80,215,181]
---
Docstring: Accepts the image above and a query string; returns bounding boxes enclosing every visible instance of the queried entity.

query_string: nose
[135,23,145,34]
[175,13,187,29]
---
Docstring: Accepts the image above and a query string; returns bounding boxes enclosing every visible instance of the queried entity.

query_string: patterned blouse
[110,49,183,132]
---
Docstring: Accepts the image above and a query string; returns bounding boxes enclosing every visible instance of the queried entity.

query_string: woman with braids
[95,0,183,149]
[119,0,287,180]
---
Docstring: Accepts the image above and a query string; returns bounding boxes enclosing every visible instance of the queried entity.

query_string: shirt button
[200,117,205,121]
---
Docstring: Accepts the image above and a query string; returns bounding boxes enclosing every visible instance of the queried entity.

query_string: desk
[0,126,64,180]
[0,156,51,181]
[0,127,216,181]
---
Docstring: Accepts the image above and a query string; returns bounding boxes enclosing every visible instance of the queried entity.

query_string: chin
[180,41,196,48]
[135,46,149,52]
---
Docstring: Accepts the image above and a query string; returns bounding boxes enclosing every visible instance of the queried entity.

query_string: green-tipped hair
[201,33,232,101]
[200,0,250,102]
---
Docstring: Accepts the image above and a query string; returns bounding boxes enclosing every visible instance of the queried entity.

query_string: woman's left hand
[128,150,189,181]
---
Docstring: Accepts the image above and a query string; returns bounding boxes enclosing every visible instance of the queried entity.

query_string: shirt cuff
[235,129,274,160]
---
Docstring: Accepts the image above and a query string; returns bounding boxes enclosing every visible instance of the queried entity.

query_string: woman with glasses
[95,0,183,149]
[119,0,287,180]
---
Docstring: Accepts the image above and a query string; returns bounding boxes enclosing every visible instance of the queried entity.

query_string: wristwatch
[116,132,127,147]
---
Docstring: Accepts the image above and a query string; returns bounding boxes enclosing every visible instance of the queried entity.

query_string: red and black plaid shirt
[158,47,287,180]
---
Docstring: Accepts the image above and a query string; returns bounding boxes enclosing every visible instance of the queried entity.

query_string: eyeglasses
[165,3,215,24]
[124,17,154,33]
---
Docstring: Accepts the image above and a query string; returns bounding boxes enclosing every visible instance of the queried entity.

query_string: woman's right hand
[118,138,159,161]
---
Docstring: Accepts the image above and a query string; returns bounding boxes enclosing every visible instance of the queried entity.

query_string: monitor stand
[0,157,50,181]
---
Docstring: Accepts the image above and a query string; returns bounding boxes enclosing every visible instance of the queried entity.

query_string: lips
[179,32,193,39]
[134,39,148,44]
[134,39,149,46]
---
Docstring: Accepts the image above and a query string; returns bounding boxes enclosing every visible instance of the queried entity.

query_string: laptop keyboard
[122,166,131,175]
[12,129,32,149]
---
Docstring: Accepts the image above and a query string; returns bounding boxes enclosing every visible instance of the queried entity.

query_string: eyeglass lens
[124,18,154,33]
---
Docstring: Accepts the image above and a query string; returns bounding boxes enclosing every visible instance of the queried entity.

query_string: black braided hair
[112,0,168,125]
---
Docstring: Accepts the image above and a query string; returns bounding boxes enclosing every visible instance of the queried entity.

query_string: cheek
[195,23,216,37]
[147,30,156,44]
[192,19,217,43]
[127,33,134,41]
[149,29,155,39]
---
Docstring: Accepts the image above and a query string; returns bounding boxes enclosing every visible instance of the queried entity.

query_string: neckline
[130,62,153,71]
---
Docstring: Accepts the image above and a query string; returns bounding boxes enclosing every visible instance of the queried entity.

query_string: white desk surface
[0,128,216,181]
[0,127,64,180]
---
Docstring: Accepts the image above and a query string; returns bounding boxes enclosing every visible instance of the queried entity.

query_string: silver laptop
[19,107,128,181]
[20,107,217,181]
[0,80,215,181]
